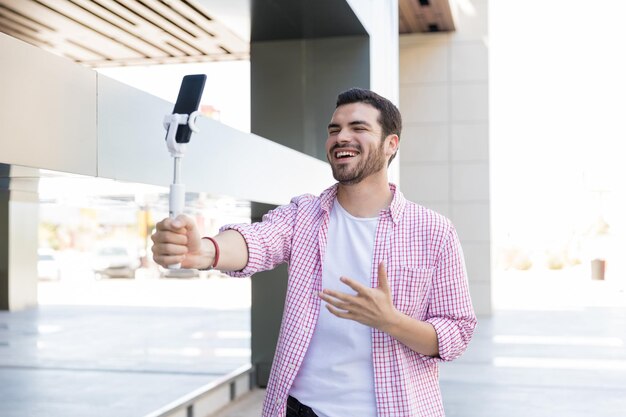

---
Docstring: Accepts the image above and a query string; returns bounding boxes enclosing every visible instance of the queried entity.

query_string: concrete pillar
[249,0,370,386]
[0,164,39,311]
[399,0,491,314]
[251,36,370,162]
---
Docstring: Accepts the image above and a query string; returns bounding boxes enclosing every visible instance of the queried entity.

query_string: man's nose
[336,128,351,143]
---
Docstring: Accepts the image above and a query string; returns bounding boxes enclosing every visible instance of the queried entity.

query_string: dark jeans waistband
[286,396,319,417]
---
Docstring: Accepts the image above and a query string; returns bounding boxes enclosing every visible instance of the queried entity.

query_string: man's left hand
[319,262,400,332]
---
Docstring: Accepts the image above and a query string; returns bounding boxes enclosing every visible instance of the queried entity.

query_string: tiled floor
[212,308,626,417]
[440,308,626,417]
[0,305,250,417]
[1,273,625,417]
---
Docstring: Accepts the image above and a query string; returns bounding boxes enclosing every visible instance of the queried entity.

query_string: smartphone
[170,74,207,143]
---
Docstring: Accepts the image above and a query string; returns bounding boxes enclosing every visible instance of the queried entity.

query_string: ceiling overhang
[0,0,248,67]
[399,0,455,34]
[0,0,454,68]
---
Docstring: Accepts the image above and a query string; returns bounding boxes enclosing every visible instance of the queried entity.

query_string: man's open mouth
[334,150,360,159]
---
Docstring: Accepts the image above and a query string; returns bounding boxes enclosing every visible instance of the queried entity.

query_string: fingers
[152,253,185,267]
[321,288,356,303]
[152,241,187,263]
[155,214,194,232]
[151,216,197,267]
[151,229,188,245]
[339,276,368,294]
[173,214,199,234]
[155,242,187,256]
[377,262,390,291]
[326,303,351,319]
[319,290,353,311]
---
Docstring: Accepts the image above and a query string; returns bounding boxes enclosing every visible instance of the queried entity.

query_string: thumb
[174,214,202,250]
[377,262,390,292]
[172,214,194,230]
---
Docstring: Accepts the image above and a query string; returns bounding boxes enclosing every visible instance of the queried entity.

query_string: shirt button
[288,363,296,370]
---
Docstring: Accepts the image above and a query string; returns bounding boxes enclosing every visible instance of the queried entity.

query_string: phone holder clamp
[163,111,200,158]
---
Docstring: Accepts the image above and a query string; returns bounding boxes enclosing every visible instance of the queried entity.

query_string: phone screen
[170,74,207,143]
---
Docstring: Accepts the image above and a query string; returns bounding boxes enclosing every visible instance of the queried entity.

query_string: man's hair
[336,88,402,164]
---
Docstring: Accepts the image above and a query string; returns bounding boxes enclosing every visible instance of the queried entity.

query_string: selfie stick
[163,111,200,269]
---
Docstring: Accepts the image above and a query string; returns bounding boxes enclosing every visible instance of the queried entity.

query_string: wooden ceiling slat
[90,0,141,26]
[0,8,43,36]
[0,0,251,65]
[28,0,146,58]
[2,1,119,60]
[0,0,267,66]
[88,0,191,57]
[399,0,455,34]
[89,49,242,65]
[0,18,48,46]
[70,0,172,58]
[114,0,208,56]
[399,0,420,33]
[167,0,247,54]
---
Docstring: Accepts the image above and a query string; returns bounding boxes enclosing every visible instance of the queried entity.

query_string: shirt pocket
[390,266,434,318]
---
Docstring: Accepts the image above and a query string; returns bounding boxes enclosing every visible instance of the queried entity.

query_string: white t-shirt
[289,200,379,417]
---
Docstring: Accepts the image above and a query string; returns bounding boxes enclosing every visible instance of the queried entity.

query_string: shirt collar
[319,183,406,225]
[386,183,406,225]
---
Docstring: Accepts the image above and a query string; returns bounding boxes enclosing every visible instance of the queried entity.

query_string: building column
[399,0,491,314]
[249,0,370,386]
[0,164,40,311]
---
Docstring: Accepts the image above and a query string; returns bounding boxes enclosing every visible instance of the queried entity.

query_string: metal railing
[144,364,254,417]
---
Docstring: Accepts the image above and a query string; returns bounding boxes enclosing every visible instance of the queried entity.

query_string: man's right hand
[151,215,213,270]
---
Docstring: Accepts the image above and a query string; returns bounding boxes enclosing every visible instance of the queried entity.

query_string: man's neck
[336,173,393,218]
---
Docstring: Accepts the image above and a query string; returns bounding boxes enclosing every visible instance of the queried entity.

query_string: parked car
[38,248,60,280]
[92,246,140,279]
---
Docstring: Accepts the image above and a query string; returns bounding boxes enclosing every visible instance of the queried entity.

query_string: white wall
[399,0,491,314]
[0,33,97,176]
[0,33,332,206]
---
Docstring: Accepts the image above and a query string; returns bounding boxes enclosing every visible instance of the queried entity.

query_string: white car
[92,246,140,279]
[38,248,60,280]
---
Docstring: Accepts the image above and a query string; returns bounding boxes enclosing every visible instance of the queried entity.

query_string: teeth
[336,151,357,158]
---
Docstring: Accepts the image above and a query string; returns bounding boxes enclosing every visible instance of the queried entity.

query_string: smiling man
[151,88,476,417]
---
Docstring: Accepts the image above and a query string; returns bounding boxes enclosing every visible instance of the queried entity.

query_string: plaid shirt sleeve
[423,224,477,362]
[219,195,313,277]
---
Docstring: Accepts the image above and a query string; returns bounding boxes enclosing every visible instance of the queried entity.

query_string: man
[152,88,476,417]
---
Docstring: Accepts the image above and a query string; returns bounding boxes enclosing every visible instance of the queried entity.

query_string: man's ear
[385,134,399,157]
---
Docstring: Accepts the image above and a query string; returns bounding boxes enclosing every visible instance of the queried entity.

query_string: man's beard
[329,140,386,185]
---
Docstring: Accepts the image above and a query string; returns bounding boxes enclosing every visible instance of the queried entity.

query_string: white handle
[168,183,185,269]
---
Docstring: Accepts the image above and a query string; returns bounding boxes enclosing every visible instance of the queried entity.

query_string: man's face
[326,102,388,185]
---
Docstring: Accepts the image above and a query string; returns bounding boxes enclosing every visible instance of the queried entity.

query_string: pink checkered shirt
[222,183,476,417]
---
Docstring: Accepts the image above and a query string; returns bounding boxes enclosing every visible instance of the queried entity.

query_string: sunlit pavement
[438,265,626,417]
[4,265,625,417]
[1,270,252,417]
[209,266,626,417]
[439,306,626,417]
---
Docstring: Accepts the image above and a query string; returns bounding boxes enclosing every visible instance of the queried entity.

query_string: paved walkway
[2,270,626,417]
[212,307,626,417]
[0,305,250,417]
[440,307,626,417]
